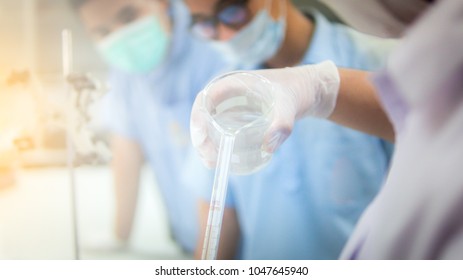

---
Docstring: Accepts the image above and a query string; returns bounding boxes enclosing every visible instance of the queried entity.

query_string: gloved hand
[190,60,340,168]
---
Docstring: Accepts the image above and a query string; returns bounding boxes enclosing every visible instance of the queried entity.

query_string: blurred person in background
[71,0,227,256]
[186,0,396,259]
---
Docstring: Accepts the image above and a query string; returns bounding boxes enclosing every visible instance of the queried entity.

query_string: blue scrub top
[198,11,396,259]
[100,1,227,253]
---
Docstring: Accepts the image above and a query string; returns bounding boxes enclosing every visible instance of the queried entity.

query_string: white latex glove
[190,60,340,168]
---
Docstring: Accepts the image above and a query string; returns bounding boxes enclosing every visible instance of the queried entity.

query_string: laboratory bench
[0,165,191,260]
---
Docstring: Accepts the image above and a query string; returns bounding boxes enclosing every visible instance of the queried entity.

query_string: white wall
[0,0,107,81]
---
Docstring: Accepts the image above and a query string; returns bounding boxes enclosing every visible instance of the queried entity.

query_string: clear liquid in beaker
[210,95,273,175]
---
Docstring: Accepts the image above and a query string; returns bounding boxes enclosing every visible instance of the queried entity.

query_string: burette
[201,133,235,260]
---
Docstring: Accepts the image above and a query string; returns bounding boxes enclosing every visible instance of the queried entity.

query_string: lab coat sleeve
[305,10,398,71]
[320,0,429,38]
[341,0,463,259]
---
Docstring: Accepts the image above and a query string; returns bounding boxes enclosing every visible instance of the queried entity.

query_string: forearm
[111,135,144,240]
[329,68,395,142]
[194,201,208,259]
[195,200,240,260]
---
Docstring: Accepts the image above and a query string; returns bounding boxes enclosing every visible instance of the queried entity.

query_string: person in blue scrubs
[185,0,396,259]
[72,0,227,254]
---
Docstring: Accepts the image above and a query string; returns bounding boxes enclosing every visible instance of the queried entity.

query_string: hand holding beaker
[190,61,340,174]
[191,71,275,175]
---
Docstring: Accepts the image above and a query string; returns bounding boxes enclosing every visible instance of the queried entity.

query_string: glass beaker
[202,71,275,175]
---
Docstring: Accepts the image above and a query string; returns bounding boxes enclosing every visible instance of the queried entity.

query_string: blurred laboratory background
[0,0,326,260]
[0,0,189,260]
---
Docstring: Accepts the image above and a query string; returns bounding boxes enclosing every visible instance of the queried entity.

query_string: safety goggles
[190,0,250,40]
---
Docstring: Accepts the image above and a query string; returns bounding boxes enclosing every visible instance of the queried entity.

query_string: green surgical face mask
[97,16,170,73]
